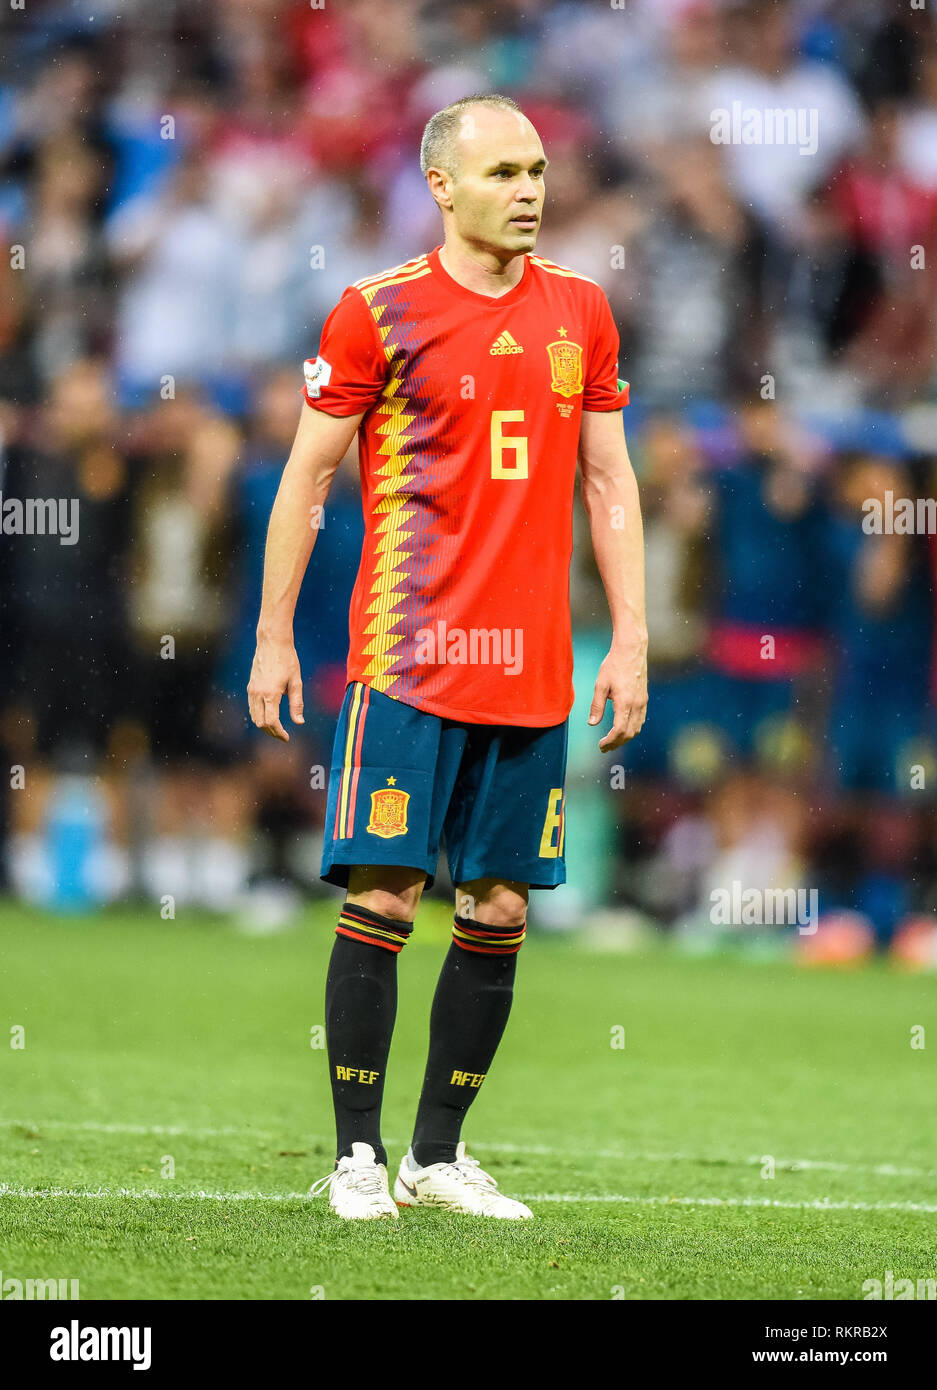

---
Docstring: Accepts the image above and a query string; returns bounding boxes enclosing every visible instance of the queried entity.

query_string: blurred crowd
[2,0,937,954]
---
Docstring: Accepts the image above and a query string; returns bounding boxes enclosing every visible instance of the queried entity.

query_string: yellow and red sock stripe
[452,914,526,955]
[332,683,370,841]
[336,902,413,953]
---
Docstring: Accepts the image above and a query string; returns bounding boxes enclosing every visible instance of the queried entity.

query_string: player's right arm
[247,403,364,741]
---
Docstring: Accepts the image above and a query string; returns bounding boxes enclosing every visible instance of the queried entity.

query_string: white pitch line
[0,1118,282,1140]
[522,1195,937,1213]
[0,1184,309,1202]
[0,1117,932,1182]
[1,1184,936,1214]
[481,1140,937,1179]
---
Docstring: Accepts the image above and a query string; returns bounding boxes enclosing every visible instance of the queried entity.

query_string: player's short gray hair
[419,93,523,179]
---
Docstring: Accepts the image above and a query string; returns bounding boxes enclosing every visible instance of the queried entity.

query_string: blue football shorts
[321,681,569,890]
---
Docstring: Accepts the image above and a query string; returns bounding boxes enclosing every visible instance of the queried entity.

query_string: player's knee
[452,883,527,954]
[349,889,415,922]
[461,882,528,930]
[346,868,424,923]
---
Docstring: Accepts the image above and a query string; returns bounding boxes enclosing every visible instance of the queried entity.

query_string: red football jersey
[303,244,629,726]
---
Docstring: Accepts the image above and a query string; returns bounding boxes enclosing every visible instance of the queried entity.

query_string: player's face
[450,109,547,256]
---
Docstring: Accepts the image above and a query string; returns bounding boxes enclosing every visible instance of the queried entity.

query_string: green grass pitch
[0,899,934,1301]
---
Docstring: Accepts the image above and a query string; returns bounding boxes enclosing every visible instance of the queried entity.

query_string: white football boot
[394,1142,534,1219]
[309,1142,399,1220]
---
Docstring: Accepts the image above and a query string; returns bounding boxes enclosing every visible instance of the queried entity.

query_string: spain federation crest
[366,786,410,838]
[546,338,584,398]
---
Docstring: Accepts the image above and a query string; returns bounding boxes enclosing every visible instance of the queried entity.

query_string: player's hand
[588,642,647,752]
[247,636,305,742]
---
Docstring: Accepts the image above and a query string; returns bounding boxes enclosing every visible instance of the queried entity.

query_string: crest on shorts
[366,787,410,838]
[546,338,584,398]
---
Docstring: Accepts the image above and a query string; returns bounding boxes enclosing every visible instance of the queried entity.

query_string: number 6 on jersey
[491,409,528,479]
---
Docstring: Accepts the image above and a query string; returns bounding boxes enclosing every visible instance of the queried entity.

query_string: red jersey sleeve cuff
[302,388,367,416]
[583,379,630,411]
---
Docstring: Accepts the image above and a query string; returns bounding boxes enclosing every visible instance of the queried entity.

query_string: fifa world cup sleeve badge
[546,338,584,398]
[303,355,332,399]
[366,787,410,838]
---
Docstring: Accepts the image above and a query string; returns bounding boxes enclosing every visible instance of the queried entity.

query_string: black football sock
[325,902,413,1168]
[410,913,525,1168]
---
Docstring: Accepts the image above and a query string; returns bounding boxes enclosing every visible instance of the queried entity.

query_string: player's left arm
[578,408,648,752]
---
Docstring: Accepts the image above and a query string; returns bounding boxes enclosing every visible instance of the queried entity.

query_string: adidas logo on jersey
[489,331,524,355]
